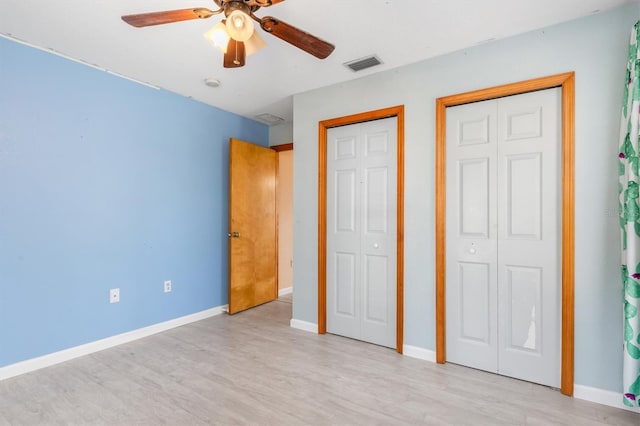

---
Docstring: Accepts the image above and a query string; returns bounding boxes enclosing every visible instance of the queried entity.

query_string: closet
[445,88,561,387]
[326,117,397,348]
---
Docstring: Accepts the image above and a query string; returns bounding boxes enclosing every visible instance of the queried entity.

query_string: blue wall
[0,37,268,367]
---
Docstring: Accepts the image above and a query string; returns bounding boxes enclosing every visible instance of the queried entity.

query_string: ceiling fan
[121,0,335,68]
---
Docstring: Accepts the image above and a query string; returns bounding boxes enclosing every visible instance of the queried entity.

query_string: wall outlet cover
[164,280,172,293]
[110,288,120,304]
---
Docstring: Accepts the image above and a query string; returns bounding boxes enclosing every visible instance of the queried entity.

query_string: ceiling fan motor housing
[225,1,252,17]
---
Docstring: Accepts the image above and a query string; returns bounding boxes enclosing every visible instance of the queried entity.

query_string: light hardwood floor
[0,297,637,425]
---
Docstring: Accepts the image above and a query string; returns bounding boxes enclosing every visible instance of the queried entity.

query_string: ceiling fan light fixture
[225,9,254,42]
[245,31,267,56]
[204,21,230,53]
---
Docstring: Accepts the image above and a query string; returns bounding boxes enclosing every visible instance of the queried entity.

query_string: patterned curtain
[619,21,640,409]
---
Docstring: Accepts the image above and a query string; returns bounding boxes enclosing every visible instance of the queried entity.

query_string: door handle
[228,232,240,238]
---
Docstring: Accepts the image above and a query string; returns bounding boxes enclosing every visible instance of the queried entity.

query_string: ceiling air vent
[344,55,383,72]
[254,113,285,126]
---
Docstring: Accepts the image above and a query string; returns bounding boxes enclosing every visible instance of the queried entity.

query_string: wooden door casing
[435,72,575,395]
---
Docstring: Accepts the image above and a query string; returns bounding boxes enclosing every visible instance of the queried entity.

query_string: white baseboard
[574,384,640,413]
[398,350,640,413]
[403,345,436,362]
[0,305,228,382]
[278,287,293,297]
[290,319,318,333]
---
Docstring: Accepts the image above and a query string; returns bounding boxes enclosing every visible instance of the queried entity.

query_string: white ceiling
[0,0,636,124]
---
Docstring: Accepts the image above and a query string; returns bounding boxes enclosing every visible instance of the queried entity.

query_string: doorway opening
[273,143,294,304]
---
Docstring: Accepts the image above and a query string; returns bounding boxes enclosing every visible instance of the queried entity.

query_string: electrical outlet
[164,280,172,293]
[110,288,120,304]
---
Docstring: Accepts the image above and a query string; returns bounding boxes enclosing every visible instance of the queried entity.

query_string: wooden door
[326,117,398,348]
[228,138,277,314]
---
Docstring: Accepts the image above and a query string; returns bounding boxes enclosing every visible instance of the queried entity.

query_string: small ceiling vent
[255,113,285,126]
[344,55,383,72]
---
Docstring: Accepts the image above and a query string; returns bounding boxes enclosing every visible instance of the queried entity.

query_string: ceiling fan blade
[121,8,216,28]
[224,39,246,68]
[260,17,334,59]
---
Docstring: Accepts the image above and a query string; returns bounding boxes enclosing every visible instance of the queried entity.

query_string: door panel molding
[435,72,575,395]
[319,106,405,353]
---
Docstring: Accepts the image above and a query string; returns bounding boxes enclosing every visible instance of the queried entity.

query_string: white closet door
[327,117,397,348]
[446,88,561,388]
[496,88,561,387]
[446,100,499,372]
[327,123,362,340]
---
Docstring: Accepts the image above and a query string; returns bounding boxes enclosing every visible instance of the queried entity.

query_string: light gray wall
[292,4,639,393]
[269,122,294,146]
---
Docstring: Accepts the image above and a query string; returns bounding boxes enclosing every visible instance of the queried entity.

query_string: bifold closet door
[445,100,499,372]
[326,117,397,349]
[446,88,561,387]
